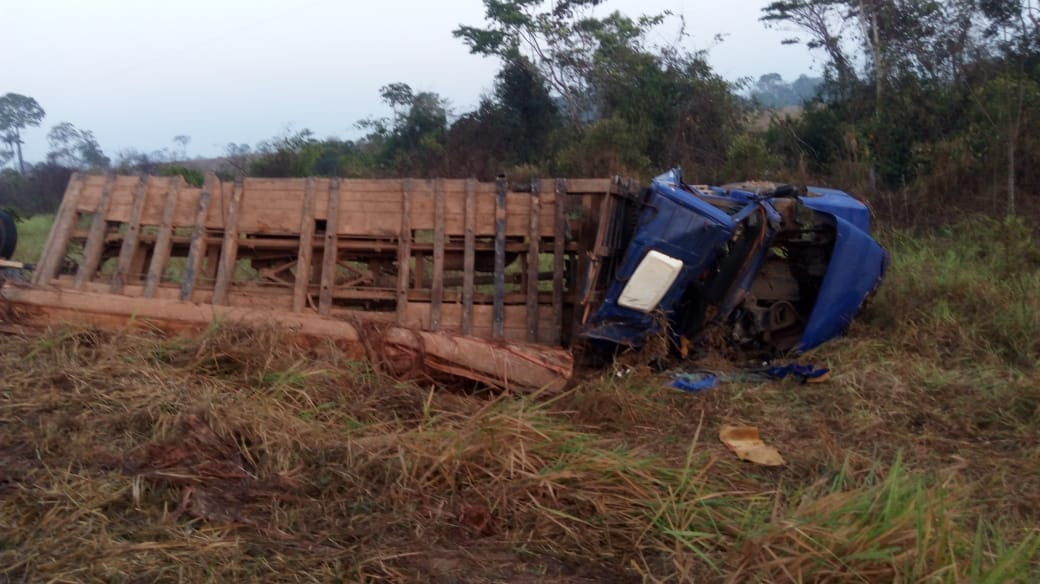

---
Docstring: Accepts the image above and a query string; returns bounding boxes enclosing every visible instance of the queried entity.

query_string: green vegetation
[2,1,1038,225]
[0,1,1037,580]
[0,223,1037,581]
[10,212,52,264]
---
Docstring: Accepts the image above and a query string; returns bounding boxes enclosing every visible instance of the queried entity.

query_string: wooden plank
[461,178,476,335]
[552,178,567,345]
[34,172,84,285]
[526,178,541,342]
[74,173,117,289]
[110,175,150,293]
[211,178,244,305]
[4,285,572,393]
[292,177,316,312]
[493,176,506,339]
[70,175,610,235]
[144,178,181,298]
[318,178,340,315]
[396,179,411,325]
[430,179,446,331]
[180,174,216,301]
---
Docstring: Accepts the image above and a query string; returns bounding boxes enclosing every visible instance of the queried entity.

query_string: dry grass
[1,216,1038,582]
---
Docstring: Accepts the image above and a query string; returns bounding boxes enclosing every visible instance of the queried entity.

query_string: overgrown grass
[870,216,1040,367]
[0,215,1037,581]
[10,213,53,263]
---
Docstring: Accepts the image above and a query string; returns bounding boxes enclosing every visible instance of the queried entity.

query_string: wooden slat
[110,175,150,293]
[292,177,316,312]
[180,174,216,301]
[211,179,244,305]
[396,179,411,325]
[34,172,84,285]
[493,176,506,339]
[4,286,573,393]
[526,178,541,342]
[74,174,117,289]
[318,178,340,315]
[430,179,446,331]
[68,175,610,236]
[144,178,181,298]
[552,178,567,345]
[462,178,476,335]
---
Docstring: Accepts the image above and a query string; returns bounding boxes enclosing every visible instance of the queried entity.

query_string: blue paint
[583,170,887,353]
[796,211,888,351]
[801,187,873,232]
[583,174,741,345]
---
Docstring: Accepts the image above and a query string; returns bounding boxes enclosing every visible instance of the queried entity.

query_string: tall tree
[46,122,108,169]
[494,58,559,164]
[761,1,857,93]
[454,0,665,127]
[173,135,191,160]
[0,93,45,174]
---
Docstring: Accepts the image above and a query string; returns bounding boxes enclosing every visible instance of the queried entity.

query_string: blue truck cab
[584,169,887,355]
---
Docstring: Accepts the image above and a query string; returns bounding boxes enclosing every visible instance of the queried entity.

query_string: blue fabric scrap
[670,372,719,393]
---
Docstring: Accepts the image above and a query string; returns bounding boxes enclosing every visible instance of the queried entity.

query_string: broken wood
[144,177,181,298]
[28,172,619,348]
[318,178,340,315]
[34,172,83,285]
[212,179,244,305]
[74,173,116,289]
[1,284,572,394]
[292,177,316,312]
[111,175,150,293]
[180,174,215,301]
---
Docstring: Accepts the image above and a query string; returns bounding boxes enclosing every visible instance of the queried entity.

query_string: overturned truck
[1,169,885,391]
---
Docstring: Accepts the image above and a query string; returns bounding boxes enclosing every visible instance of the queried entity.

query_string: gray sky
[4,0,816,163]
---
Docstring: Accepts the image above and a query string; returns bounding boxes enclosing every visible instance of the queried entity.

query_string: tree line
[2,0,1038,224]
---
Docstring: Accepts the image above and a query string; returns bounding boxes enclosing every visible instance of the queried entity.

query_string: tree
[455,0,666,126]
[493,58,560,165]
[369,83,450,176]
[761,1,857,93]
[0,93,45,174]
[173,135,191,160]
[970,71,1040,215]
[46,122,108,169]
[223,143,253,177]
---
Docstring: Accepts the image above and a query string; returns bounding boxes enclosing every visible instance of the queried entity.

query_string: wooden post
[430,179,446,331]
[110,175,150,293]
[318,178,340,315]
[180,173,216,301]
[462,178,476,335]
[211,178,244,306]
[526,178,541,342]
[34,172,83,285]
[144,177,181,298]
[292,177,316,312]
[552,178,567,345]
[396,179,411,325]
[74,173,117,290]
[493,176,506,339]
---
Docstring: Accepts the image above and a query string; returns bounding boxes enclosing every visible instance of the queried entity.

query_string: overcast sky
[4,0,816,163]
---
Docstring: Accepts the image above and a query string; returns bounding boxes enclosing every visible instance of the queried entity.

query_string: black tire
[0,210,17,259]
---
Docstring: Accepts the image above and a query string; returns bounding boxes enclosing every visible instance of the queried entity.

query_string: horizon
[4,0,818,165]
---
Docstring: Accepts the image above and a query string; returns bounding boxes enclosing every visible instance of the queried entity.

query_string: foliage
[158,165,204,187]
[0,92,46,174]
[759,0,1040,220]
[0,164,72,214]
[2,241,1039,580]
[46,122,109,169]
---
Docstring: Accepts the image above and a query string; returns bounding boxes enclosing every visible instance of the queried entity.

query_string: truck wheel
[0,210,17,259]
